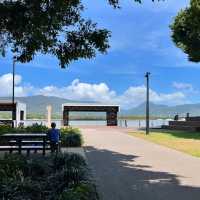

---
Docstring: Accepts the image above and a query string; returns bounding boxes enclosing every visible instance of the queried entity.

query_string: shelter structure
[0,101,26,127]
[62,103,120,126]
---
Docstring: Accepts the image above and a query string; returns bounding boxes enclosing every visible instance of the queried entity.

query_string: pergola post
[63,110,69,126]
[106,111,118,126]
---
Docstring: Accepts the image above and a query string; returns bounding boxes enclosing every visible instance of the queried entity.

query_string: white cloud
[37,79,116,103]
[37,80,187,108]
[116,85,186,108]
[0,73,31,97]
[173,82,193,90]
[0,73,188,108]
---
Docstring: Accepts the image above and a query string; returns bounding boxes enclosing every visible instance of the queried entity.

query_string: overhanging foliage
[0,0,161,68]
[171,0,200,62]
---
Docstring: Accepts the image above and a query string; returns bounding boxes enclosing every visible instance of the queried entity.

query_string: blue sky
[0,0,199,108]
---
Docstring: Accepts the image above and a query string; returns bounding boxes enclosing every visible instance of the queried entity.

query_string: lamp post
[12,58,15,128]
[145,72,150,135]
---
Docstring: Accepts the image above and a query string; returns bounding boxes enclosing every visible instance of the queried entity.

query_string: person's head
[51,122,56,129]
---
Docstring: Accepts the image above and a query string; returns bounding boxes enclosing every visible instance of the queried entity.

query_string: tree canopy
[0,0,159,68]
[171,0,200,62]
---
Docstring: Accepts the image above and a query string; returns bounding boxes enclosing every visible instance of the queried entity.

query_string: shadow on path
[85,146,200,200]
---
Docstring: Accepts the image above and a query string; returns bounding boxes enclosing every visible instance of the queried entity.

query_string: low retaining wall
[164,120,200,131]
[169,121,200,127]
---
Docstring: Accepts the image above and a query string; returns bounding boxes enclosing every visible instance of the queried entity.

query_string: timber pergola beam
[62,103,120,126]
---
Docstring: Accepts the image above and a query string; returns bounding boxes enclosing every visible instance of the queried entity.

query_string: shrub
[1,178,44,200]
[11,126,27,133]
[61,127,83,147]
[25,123,48,133]
[0,125,14,145]
[0,154,27,182]
[59,183,99,200]
[61,127,81,135]
[0,124,12,134]
[0,123,48,134]
[0,153,97,200]
[52,153,86,171]
[52,153,87,185]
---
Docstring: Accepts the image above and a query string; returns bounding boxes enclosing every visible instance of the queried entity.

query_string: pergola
[62,103,120,126]
[0,101,26,127]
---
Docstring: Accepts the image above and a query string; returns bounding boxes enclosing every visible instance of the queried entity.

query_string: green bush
[26,123,48,133]
[61,127,83,147]
[0,125,13,145]
[0,124,26,134]
[11,126,26,133]
[0,125,12,134]
[59,183,99,200]
[0,153,97,200]
[52,152,86,170]
[0,154,27,182]
[0,123,48,134]
[61,127,81,135]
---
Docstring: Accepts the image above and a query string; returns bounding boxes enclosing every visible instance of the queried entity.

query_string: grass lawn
[129,129,200,158]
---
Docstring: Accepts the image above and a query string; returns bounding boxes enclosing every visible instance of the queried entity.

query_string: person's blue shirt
[48,128,60,143]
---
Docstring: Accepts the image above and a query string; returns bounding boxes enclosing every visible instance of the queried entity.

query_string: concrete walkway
[80,126,200,200]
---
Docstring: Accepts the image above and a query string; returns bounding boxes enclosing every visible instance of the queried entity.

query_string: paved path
[80,126,200,200]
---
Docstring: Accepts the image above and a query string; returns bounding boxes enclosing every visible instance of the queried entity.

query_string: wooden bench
[8,140,61,154]
[0,133,49,155]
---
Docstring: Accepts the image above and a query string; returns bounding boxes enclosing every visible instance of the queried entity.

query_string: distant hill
[0,95,104,119]
[1,96,200,118]
[121,102,200,118]
[0,95,75,116]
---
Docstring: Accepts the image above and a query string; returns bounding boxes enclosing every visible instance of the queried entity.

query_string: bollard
[125,120,127,128]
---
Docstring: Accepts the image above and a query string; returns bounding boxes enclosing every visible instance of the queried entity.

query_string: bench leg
[34,149,37,154]
[43,149,45,156]
[43,137,46,156]
[27,149,30,156]
[58,143,61,152]
[9,149,13,154]
[18,139,22,155]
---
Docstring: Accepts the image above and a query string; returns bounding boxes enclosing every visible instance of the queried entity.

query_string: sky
[1,0,200,109]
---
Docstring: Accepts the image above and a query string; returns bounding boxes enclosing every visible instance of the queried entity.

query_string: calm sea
[24,119,171,128]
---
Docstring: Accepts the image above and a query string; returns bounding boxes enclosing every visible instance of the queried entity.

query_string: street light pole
[145,72,150,135]
[12,58,15,128]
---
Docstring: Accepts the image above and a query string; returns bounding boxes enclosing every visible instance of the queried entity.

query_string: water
[24,119,171,129]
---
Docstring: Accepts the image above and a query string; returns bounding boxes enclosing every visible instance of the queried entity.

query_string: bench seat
[9,140,51,144]
[9,140,61,144]
[0,146,50,150]
[0,145,51,155]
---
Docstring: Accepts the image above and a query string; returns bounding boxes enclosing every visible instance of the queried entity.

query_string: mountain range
[121,102,200,118]
[0,95,200,118]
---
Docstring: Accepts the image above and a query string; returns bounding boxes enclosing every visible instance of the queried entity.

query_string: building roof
[0,100,24,104]
[62,102,120,107]
[62,103,120,112]
[0,101,26,108]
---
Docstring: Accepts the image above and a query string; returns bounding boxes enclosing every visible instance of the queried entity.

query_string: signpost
[47,105,52,128]
[145,72,150,135]
[12,58,16,128]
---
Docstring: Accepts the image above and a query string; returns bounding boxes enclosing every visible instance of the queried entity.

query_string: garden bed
[0,152,98,200]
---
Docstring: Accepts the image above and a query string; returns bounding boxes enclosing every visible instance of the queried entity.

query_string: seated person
[47,122,61,153]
